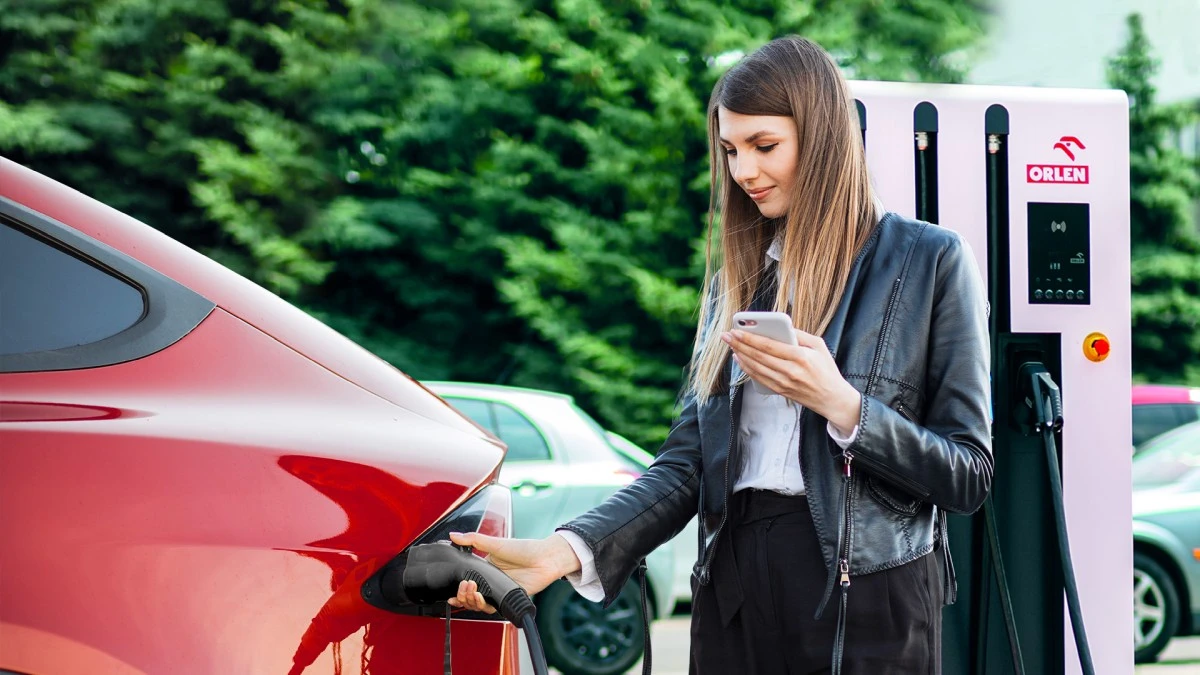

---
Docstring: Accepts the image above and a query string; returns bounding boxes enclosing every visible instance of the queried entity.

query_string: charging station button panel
[1027,202,1090,305]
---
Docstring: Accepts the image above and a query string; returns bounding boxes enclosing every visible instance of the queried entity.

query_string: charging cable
[379,540,550,675]
[980,493,1026,674]
[1019,363,1096,675]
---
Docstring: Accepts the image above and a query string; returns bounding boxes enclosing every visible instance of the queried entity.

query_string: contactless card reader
[1028,202,1091,305]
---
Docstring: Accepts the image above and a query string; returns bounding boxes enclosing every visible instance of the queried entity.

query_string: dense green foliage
[1107,14,1200,384]
[2,0,989,446]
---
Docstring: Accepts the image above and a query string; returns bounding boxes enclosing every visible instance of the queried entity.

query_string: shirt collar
[766,233,783,263]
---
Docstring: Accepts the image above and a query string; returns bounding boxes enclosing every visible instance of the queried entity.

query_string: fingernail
[732,330,744,340]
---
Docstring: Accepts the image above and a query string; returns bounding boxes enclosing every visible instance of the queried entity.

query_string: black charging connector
[1017,362,1063,434]
[392,541,537,625]
[376,540,550,675]
[1016,362,1095,675]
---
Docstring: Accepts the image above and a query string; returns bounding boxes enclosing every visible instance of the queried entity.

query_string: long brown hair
[690,36,880,402]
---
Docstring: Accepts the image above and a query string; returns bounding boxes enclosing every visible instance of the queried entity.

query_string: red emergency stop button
[1083,332,1111,362]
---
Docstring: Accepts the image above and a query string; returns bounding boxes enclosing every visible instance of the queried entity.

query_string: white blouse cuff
[827,421,860,448]
[554,530,605,602]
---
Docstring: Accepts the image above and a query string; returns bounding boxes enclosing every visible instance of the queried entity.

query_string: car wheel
[537,578,646,675]
[1134,551,1180,664]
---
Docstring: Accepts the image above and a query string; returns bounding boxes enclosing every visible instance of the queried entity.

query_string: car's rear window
[0,222,144,355]
[492,403,552,462]
[443,396,552,462]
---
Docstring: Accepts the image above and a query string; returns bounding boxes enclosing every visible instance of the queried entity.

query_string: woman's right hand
[446,531,582,613]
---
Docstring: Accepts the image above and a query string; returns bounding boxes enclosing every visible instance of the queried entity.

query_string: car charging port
[372,540,549,675]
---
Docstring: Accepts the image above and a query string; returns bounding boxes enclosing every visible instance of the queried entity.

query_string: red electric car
[0,157,520,675]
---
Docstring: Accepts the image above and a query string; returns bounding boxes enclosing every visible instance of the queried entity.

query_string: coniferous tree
[1107,14,1200,384]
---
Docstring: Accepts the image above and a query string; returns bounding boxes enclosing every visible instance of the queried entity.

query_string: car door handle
[511,480,553,493]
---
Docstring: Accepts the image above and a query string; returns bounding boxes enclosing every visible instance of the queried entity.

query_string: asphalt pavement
[1137,637,1200,674]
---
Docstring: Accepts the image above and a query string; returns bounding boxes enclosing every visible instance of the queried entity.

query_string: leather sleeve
[557,274,719,606]
[847,236,994,514]
[557,397,702,606]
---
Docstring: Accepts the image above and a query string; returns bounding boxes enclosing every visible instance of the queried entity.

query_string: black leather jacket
[560,213,992,620]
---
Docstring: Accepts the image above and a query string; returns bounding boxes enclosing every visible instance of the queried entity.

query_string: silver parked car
[1132,420,1200,663]
[425,382,677,675]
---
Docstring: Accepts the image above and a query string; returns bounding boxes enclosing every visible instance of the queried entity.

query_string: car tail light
[410,483,511,551]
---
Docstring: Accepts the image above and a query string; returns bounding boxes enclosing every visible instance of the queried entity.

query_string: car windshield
[1132,422,1200,490]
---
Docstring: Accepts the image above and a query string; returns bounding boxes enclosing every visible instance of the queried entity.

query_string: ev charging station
[848,81,1133,673]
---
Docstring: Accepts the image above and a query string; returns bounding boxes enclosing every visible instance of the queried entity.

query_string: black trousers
[690,490,943,675]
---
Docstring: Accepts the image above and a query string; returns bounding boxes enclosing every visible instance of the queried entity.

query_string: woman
[449,36,992,674]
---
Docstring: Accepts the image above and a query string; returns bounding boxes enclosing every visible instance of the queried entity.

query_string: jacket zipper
[700,382,741,583]
[816,448,856,619]
[834,451,855,675]
[839,451,854,585]
[848,448,932,499]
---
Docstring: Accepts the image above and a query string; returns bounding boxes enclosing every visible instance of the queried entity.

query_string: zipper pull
[839,558,851,588]
[842,451,854,478]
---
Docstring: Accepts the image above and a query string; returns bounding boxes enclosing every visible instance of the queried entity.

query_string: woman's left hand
[722,328,862,433]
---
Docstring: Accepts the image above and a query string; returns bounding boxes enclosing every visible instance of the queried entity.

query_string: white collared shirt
[732,234,858,494]
[559,235,858,600]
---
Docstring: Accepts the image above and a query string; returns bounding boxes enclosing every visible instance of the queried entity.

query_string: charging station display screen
[1027,202,1091,305]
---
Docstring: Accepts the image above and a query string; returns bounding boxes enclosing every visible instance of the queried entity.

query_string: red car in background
[0,157,520,675]
[1133,384,1200,450]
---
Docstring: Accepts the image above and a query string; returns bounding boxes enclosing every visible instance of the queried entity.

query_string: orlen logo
[1027,136,1089,184]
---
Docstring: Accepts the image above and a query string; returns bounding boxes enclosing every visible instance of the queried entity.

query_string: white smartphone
[731,311,798,346]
